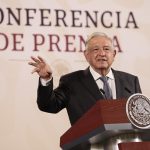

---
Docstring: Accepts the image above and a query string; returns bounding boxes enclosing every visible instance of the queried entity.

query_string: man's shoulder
[112,69,137,78]
[62,70,85,78]
[59,69,87,84]
[61,68,89,82]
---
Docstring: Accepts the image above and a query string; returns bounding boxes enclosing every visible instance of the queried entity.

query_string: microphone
[125,87,132,94]
[100,89,106,99]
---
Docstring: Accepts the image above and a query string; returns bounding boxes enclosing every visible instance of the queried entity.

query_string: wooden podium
[60,100,150,150]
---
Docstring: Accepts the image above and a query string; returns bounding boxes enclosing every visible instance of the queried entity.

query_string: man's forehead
[88,37,112,46]
[90,36,111,42]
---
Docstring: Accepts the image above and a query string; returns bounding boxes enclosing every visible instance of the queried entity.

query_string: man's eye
[104,48,109,50]
[104,47,111,51]
[93,49,98,52]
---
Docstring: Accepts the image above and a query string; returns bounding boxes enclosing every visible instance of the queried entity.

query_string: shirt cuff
[40,77,52,86]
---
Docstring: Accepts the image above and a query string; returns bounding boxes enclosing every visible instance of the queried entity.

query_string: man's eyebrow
[103,45,111,47]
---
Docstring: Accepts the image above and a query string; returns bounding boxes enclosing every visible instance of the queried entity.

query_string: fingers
[31,56,46,64]
[38,56,45,63]
[28,62,37,67]
[29,56,46,66]
[29,56,42,74]
[29,56,52,79]
[31,67,40,74]
[31,56,41,63]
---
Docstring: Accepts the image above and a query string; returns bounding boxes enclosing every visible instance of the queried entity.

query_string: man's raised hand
[28,56,52,80]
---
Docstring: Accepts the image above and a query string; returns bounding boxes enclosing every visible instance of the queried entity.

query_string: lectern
[60,100,150,150]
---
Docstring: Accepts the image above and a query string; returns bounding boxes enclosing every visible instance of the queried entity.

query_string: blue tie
[100,76,112,99]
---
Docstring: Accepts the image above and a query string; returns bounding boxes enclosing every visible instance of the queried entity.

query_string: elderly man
[29,32,142,150]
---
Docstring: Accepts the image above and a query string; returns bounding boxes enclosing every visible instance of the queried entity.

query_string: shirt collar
[89,66,114,80]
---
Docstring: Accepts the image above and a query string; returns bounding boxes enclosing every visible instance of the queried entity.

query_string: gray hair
[85,32,113,50]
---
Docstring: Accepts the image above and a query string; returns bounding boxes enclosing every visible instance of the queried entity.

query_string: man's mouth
[97,58,107,61]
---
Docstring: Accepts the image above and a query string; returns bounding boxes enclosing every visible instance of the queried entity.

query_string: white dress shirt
[89,66,116,99]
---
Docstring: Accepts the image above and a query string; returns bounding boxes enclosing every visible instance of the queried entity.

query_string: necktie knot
[99,76,112,99]
[100,76,108,83]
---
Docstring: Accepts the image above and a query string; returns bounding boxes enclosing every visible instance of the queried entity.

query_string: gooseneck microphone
[100,89,106,99]
[125,87,132,94]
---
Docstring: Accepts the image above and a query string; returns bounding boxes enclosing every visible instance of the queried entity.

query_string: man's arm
[28,56,68,113]
[37,76,69,113]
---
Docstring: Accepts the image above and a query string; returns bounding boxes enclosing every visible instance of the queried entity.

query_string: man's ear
[113,49,117,57]
[83,49,87,56]
[84,50,89,62]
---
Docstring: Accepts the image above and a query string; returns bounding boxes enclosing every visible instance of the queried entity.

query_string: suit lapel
[81,68,104,101]
[113,69,130,99]
[113,71,123,98]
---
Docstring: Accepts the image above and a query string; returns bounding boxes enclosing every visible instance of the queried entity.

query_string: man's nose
[98,49,106,55]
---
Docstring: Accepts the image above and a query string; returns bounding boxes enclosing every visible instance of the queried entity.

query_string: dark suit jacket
[37,68,142,149]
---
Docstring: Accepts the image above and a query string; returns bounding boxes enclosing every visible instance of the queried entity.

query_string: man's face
[84,36,116,72]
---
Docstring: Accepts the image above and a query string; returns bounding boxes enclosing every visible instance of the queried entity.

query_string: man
[29,32,142,150]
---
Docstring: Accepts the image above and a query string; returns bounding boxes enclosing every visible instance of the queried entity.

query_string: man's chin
[97,65,108,69]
